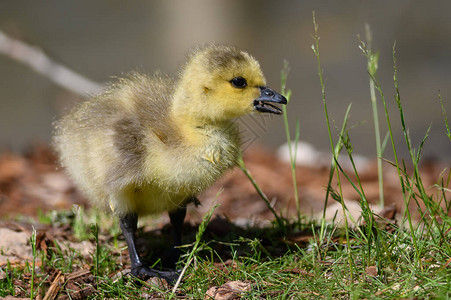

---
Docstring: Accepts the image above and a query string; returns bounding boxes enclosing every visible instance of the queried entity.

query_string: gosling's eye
[230,77,247,88]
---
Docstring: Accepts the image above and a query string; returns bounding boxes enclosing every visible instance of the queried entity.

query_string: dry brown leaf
[366,265,378,277]
[144,276,170,290]
[205,280,252,300]
[0,228,32,266]
[44,269,97,300]
[213,259,239,274]
[0,153,27,181]
[58,240,95,257]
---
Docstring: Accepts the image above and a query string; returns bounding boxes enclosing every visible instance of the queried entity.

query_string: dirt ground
[0,143,448,222]
[0,143,449,298]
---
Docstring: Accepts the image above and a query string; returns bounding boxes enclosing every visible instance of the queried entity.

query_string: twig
[43,271,65,300]
[0,30,103,96]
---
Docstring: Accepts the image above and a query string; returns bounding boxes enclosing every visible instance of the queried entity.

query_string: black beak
[253,87,288,114]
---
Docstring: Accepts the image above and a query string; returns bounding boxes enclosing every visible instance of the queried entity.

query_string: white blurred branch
[0,30,103,96]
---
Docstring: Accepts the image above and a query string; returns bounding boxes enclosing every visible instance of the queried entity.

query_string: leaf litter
[0,144,449,298]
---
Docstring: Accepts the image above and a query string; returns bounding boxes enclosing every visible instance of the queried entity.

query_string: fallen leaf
[0,153,27,181]
[58,240,95,257]
[213,259,239,274]
[366,265,377,277]
[205,280,252,300]
[145,276,170,290]
[0,228,32,265]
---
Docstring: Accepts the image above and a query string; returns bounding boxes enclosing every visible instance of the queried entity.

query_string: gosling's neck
[170,92,232,147]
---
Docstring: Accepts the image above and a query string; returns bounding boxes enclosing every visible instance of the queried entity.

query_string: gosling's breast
[145,124,240,195]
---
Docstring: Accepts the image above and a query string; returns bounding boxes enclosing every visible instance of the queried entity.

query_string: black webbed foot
[131,264,180,283]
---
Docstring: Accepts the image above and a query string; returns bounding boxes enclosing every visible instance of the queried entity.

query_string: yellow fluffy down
[53,45,267,217]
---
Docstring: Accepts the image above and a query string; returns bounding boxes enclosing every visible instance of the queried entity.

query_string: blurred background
[1,0,450,162]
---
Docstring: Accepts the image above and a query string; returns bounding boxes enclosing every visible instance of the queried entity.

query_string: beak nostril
[265,90,274,97]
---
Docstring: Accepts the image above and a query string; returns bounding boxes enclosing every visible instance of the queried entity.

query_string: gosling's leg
[167,205,187,265]
[120,213,179,282]
[169,195,199,251]
[169,205,187,247]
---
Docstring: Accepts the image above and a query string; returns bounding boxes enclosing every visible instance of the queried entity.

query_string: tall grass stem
[30,226,37,300]
[312,11,354,281]
[364,24,385,209]
[281,61,301,222]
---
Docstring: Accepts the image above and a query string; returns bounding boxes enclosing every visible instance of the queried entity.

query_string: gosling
[53,45,287,282]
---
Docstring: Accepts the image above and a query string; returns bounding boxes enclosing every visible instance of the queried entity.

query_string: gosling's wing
[122,72,178,144]
[103,73,179,190]
[53,72,177,198]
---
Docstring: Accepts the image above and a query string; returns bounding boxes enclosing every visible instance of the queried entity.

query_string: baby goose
[53,45,287,282]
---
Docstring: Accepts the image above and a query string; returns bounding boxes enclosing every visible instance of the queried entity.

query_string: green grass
[1,14,450,299]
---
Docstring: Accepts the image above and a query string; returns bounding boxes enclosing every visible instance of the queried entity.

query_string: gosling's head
[172,45,287,123]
